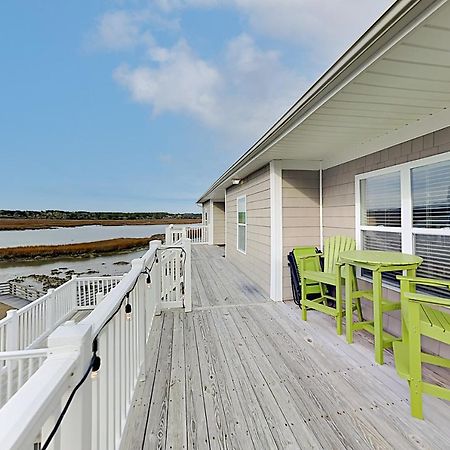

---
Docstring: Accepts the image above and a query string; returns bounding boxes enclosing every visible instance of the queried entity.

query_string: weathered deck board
[121,245,450,450]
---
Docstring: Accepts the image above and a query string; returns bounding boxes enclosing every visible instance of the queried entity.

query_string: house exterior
[197,0,450,357]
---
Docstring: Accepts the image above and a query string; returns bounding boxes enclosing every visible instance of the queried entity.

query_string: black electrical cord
[41,354,96,450]
[40,244,187,448]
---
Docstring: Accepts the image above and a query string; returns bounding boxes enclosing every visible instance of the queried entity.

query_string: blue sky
[0,0,392,212]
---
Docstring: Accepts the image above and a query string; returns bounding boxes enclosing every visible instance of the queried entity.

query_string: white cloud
[114,40,222,126]
[113,34,306,142]
[232,0,393,58]
[150,0,393,58]
[90,9,178,51]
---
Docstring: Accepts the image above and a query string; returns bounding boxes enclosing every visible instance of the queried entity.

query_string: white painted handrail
[0,238,193,449]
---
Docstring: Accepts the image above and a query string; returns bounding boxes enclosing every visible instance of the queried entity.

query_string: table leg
[345,263,353,344]
[373,270,383,365]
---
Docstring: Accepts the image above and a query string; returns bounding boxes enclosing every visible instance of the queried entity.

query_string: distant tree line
[0,210,201,220]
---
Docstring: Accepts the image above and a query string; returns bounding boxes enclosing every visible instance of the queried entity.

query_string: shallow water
[0,249,146,285]
[0,224,169,248]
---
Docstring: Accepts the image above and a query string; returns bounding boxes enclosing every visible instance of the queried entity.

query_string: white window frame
[237,195,247,254]
[355,152,450,285]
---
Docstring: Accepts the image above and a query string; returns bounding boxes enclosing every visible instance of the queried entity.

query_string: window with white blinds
[237,196,246,253]
[357,154,450,293]
[412,160,450,228]
[361,173,401,227]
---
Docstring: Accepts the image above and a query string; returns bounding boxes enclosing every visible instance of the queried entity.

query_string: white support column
[224,190,227,257]
[270,160,283,302]
[209,200,214,245]
[319,161,324,250]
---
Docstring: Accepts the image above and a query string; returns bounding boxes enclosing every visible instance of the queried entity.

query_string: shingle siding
[322,126,450,356]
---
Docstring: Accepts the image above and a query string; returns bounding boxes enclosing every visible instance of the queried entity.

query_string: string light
[91,339,101,379]
[125,294,132,320]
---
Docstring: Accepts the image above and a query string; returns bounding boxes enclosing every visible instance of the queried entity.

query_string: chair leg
[301,275,307,321]
[336,273,342,336]
[345,263,354,344]
[409,302,424,419]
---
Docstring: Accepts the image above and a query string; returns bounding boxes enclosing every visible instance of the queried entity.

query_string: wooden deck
[122,245,450,449]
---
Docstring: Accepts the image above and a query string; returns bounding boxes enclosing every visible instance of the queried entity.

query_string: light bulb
[125,303,132,320]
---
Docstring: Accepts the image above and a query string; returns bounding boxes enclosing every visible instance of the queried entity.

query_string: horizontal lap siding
[226,165,271,295]
[282,170,320,300]
[322,126,450,356]
[322,126,450,239]
[212,202,225,244]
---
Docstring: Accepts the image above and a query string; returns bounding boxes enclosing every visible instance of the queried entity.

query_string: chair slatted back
[323,236,356,274]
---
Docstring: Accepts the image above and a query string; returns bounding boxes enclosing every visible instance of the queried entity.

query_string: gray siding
[282,170,320,300]
[212,202,225,245]
[322,126,450,357]
[226,165,271,295]
[322,126,450,238]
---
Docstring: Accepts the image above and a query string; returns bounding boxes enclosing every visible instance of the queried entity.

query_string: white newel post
[165,225,173,245]
[47,289,56,333]
[182,226,187,240]
[70,276,79,310]
[182,238,192,312]
[5,309,19,351]
[151,241,163,316]
[44,321,93,450]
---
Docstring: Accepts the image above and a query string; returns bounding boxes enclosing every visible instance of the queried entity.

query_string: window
[204,211,208,225]
[237,196,247,253]
[357,154,450,294]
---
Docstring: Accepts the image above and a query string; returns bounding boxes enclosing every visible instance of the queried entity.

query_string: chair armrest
[295,252,322,260]
[397,276,450,289]
[405,292,450,308]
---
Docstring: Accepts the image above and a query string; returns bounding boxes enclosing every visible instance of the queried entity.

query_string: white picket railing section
[76,276,123,309]
[0,276,123,353]
[165,224,208,245]
[0,238,192,450]
[0,282,43,301]
[0,349,48,408]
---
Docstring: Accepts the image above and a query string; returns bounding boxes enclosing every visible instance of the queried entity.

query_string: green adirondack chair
[293,247,322,301]
[298,236,363,335]
[393,276,450,419]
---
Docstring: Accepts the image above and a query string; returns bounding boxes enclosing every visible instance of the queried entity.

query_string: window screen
[361,172,401,227]
[412,160,450,228]
[237,196,246,253]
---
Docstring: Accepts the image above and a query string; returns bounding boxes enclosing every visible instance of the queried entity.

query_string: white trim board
[270,161,283,301]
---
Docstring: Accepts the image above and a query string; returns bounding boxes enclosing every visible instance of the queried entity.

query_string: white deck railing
[0,238,192,450]
[0,276,122,353]
[0,282,43,301]
[165,223,208,245]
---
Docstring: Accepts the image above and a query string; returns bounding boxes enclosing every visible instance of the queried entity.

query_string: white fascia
[270,160,283,301]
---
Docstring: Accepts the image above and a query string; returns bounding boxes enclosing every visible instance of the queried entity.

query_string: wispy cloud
[113,34,306,141]
[150,0,393,58]
[87,9,179,51]
[92,1,391,146]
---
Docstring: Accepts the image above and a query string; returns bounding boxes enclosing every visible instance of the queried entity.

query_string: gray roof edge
[197,0,436,204]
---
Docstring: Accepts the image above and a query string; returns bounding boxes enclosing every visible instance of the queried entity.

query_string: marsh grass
[0,235,164,262]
